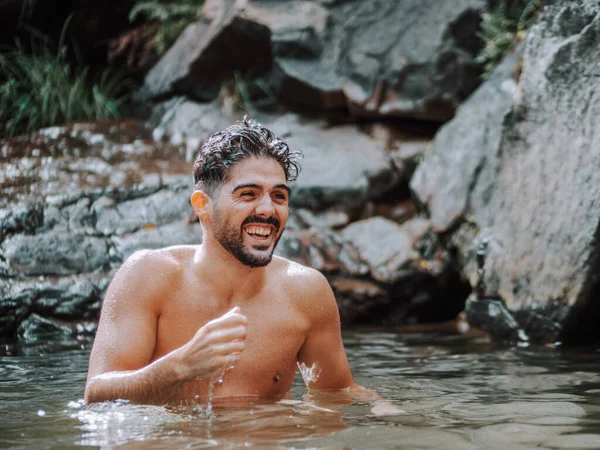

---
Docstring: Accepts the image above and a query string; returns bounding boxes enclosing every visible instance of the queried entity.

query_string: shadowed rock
[267,0,486,121]
[138,0,272,102]
[276,217,470,326]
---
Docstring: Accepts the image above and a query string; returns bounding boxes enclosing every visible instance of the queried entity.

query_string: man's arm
[85,250,247,405]
[296,269,404,415]
[296,270,355,391]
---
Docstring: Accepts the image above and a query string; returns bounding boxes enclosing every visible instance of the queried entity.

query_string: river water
[2,331,600,449]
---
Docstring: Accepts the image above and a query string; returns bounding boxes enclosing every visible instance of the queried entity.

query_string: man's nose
[255,194,275,216]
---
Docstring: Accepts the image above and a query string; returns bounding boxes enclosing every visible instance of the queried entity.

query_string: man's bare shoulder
[271,256,338,323]
[121,246,189,275]
[271,256,331,296]
[108,246,197,302]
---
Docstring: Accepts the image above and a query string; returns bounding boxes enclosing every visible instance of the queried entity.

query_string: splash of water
[205,366,227,419]
[298,362,321,386]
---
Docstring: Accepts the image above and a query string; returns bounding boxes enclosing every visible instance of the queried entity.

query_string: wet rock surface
[0,121,202,341]
[412,0,600,343]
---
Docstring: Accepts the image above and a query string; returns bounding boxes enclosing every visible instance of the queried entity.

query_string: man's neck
[193,238,268,301]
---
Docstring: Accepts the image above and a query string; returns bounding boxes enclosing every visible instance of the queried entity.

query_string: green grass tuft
[129,0,204,55]
[0,25,131,138]
[476,0,543,79]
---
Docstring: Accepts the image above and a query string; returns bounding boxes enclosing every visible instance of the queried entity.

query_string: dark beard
[213,212,282,268]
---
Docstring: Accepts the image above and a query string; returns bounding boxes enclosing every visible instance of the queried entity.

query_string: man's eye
[273,194,288,201]
[240,191,255,197]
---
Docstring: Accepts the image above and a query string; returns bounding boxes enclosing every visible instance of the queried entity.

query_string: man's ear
[191,190,210,217]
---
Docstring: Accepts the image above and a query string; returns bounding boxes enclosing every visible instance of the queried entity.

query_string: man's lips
[241,215,280,230]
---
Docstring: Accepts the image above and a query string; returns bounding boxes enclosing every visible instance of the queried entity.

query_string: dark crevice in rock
[560,217,600,345]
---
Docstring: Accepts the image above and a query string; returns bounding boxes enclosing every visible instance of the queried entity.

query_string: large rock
[138,0,272,102]
[269,114,400,214]
[340,216,430,285]
[2,233,110,276]
[411,0,600,343]
[265,0,486,121]
[410,42,523,233]
[0,275,110,337]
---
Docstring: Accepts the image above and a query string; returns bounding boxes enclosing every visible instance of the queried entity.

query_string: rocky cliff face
[412,0,600,344]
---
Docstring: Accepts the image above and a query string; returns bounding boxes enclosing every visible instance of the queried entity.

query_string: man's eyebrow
[232,183,261,193]
[274,184,291,194]
[231,183,291,194]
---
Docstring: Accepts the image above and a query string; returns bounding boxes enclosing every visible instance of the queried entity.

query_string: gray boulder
[412,0,600,343]
[340,216,430,285]
[267,0,486,121]
[138,0,271,102]
[0,275,110,337]
[2,232,110,276]
[269,114,400,214]
[410,42,523,232]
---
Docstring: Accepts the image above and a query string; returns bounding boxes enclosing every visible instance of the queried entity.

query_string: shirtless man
[84,120,378,407]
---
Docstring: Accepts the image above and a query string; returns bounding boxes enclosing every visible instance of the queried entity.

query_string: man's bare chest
[153,287,310,400]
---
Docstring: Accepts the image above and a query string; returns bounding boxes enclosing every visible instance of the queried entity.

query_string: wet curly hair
[193,118,302,196]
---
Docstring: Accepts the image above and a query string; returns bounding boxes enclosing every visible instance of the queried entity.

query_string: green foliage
[476,0,543,79]
[227,71,276,118]
[0,25,131,138]
[129,0,204,55]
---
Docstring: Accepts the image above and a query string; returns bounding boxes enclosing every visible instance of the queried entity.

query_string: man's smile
[240,215,280,244]
[243,224,274,241]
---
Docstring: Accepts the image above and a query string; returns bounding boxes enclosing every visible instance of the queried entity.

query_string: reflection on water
[1,331,600,449]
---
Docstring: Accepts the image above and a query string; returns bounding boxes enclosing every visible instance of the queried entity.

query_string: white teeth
[247,226,271,236]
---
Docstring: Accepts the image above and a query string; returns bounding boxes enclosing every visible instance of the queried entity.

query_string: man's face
[210,156,290,268]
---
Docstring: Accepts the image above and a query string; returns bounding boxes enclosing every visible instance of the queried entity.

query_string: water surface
[2,331,600,449]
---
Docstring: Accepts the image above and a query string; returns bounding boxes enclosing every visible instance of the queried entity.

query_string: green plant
[129,0,204,55]
[224,71,276,118]
[0,23,131,138]
[476,0,543,79]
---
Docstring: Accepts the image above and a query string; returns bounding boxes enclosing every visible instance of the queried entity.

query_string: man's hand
[173,306,248,382]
